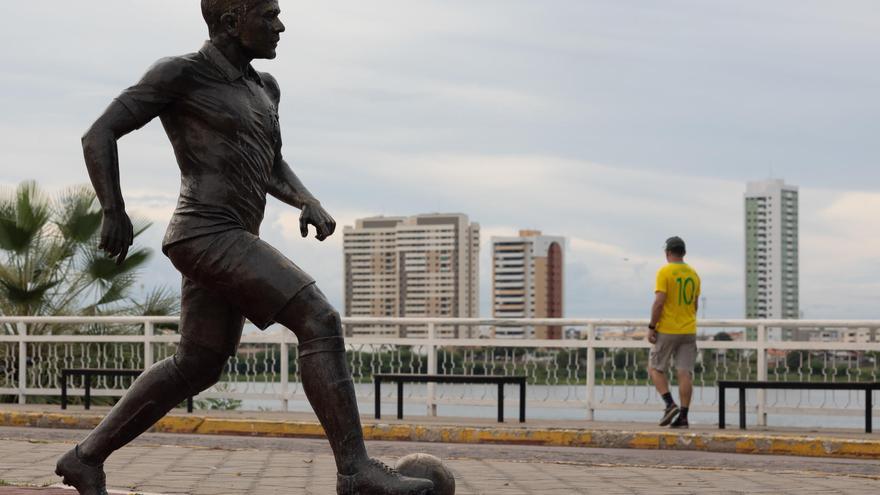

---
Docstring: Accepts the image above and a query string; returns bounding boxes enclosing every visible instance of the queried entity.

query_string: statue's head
[201,0,285,59]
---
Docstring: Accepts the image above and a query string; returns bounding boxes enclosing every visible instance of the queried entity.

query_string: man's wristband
[648,324,657,331]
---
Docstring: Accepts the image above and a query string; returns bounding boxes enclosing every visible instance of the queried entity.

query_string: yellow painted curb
[2,410,878,460]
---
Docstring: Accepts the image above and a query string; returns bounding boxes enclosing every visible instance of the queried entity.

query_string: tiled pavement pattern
[1,437,878,495]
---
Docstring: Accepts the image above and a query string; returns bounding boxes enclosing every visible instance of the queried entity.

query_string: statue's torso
[117,43,282,249]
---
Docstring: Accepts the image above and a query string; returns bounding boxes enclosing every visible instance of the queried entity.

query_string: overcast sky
[2,1,879,319]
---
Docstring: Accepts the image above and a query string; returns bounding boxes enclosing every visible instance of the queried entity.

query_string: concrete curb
[2,410,878,460]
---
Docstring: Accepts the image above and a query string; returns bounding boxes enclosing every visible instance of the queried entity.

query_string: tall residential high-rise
[343,213,480,338]
[491,230,565,339]
[744,179,799,340]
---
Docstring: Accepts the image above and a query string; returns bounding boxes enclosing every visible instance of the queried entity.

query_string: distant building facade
[343,213,479,338]
[491,230,564,339]
[744,179,800,340]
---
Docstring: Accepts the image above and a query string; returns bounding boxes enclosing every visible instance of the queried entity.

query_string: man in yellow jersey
[648,236,701,429]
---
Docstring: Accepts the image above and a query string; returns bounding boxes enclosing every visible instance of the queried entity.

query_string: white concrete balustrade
[0,317,878,426]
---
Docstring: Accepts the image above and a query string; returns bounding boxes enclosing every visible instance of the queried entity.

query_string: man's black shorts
[165,229,315,356]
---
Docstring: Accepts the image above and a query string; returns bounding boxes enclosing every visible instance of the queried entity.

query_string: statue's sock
[299,336,368,475]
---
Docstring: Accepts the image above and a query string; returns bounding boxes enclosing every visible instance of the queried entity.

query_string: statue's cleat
[337,458,435,495]
[55,446,109,495]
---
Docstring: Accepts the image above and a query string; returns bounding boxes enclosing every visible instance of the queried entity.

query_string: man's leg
[649,336,679,426]
[649,367,669,395]
[670,336,697,429]
[56,340,228,494]
[669,369,693,428]
[677,369,693,409]
[274,284,433,494]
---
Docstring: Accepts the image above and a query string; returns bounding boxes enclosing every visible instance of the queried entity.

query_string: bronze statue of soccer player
[55,2,434,494]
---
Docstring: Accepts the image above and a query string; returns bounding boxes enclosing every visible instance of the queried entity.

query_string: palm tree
[0,181,178,334]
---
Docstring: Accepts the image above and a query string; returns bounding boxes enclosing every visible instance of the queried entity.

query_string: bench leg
[718,386,725,429]
[867,388,873,434]
[61,373,68,410]
[519,382,526,423]
[187,396,193,413]
[84,376,91,410]
[497,383,504,423]
[739,387,746,429]
[375,379,381,420]
[397,381,403,420]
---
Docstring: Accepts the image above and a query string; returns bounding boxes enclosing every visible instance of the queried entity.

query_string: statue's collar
[199,41,263,86]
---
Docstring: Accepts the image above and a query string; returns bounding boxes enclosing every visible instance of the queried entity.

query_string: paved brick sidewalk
[1,438,878,494]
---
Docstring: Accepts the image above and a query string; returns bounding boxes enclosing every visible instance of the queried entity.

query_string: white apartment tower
[343,214,480,338]
[745,179,799,339]
[491,231,565,339]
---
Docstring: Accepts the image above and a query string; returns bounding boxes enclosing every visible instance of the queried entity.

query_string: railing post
[586,323,596,421]
[143,321,154,370]
[757,323,767,426]
[17,322,27,404]
[426,322,437,417]
[281,327,290,412]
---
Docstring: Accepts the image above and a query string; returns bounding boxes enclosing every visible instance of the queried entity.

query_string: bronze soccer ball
[395,453,455,495]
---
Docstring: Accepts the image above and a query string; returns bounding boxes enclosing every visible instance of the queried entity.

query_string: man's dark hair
[665,236,686,257]
[667,245,686,257]
[201,0,253,37]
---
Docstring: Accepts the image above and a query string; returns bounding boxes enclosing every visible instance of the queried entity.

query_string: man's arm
[648,291,666,344]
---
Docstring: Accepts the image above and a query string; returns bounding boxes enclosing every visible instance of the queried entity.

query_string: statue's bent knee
[296,303,345,359]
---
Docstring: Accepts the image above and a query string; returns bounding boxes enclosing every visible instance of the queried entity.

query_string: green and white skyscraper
[744,179,799,340]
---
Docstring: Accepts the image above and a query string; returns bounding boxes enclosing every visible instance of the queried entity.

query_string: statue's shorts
[164,229,315,356]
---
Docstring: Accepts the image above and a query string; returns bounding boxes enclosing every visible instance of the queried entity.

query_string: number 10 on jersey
[676,277,696,306]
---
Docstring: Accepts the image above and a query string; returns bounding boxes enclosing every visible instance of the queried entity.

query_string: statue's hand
[99,209,134,265]
[299,201,336,241]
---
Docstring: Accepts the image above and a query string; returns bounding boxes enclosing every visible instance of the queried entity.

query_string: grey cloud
[2,1,878,319]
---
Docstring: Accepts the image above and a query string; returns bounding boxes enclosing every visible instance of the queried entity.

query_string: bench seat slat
[374,374,526,384]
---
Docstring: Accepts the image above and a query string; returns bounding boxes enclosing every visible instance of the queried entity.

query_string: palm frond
[0,181,51,253]
[0,181,166,326]
[55,186,102,244]
[130,286,181,316]
[85,247,152,282]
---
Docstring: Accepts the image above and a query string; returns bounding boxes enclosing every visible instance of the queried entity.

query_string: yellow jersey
[655,262,701,334]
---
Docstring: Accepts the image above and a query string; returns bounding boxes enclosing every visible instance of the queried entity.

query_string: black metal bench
[718,380,878,433]
[374,373,526,423]
[61,368,193,413]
